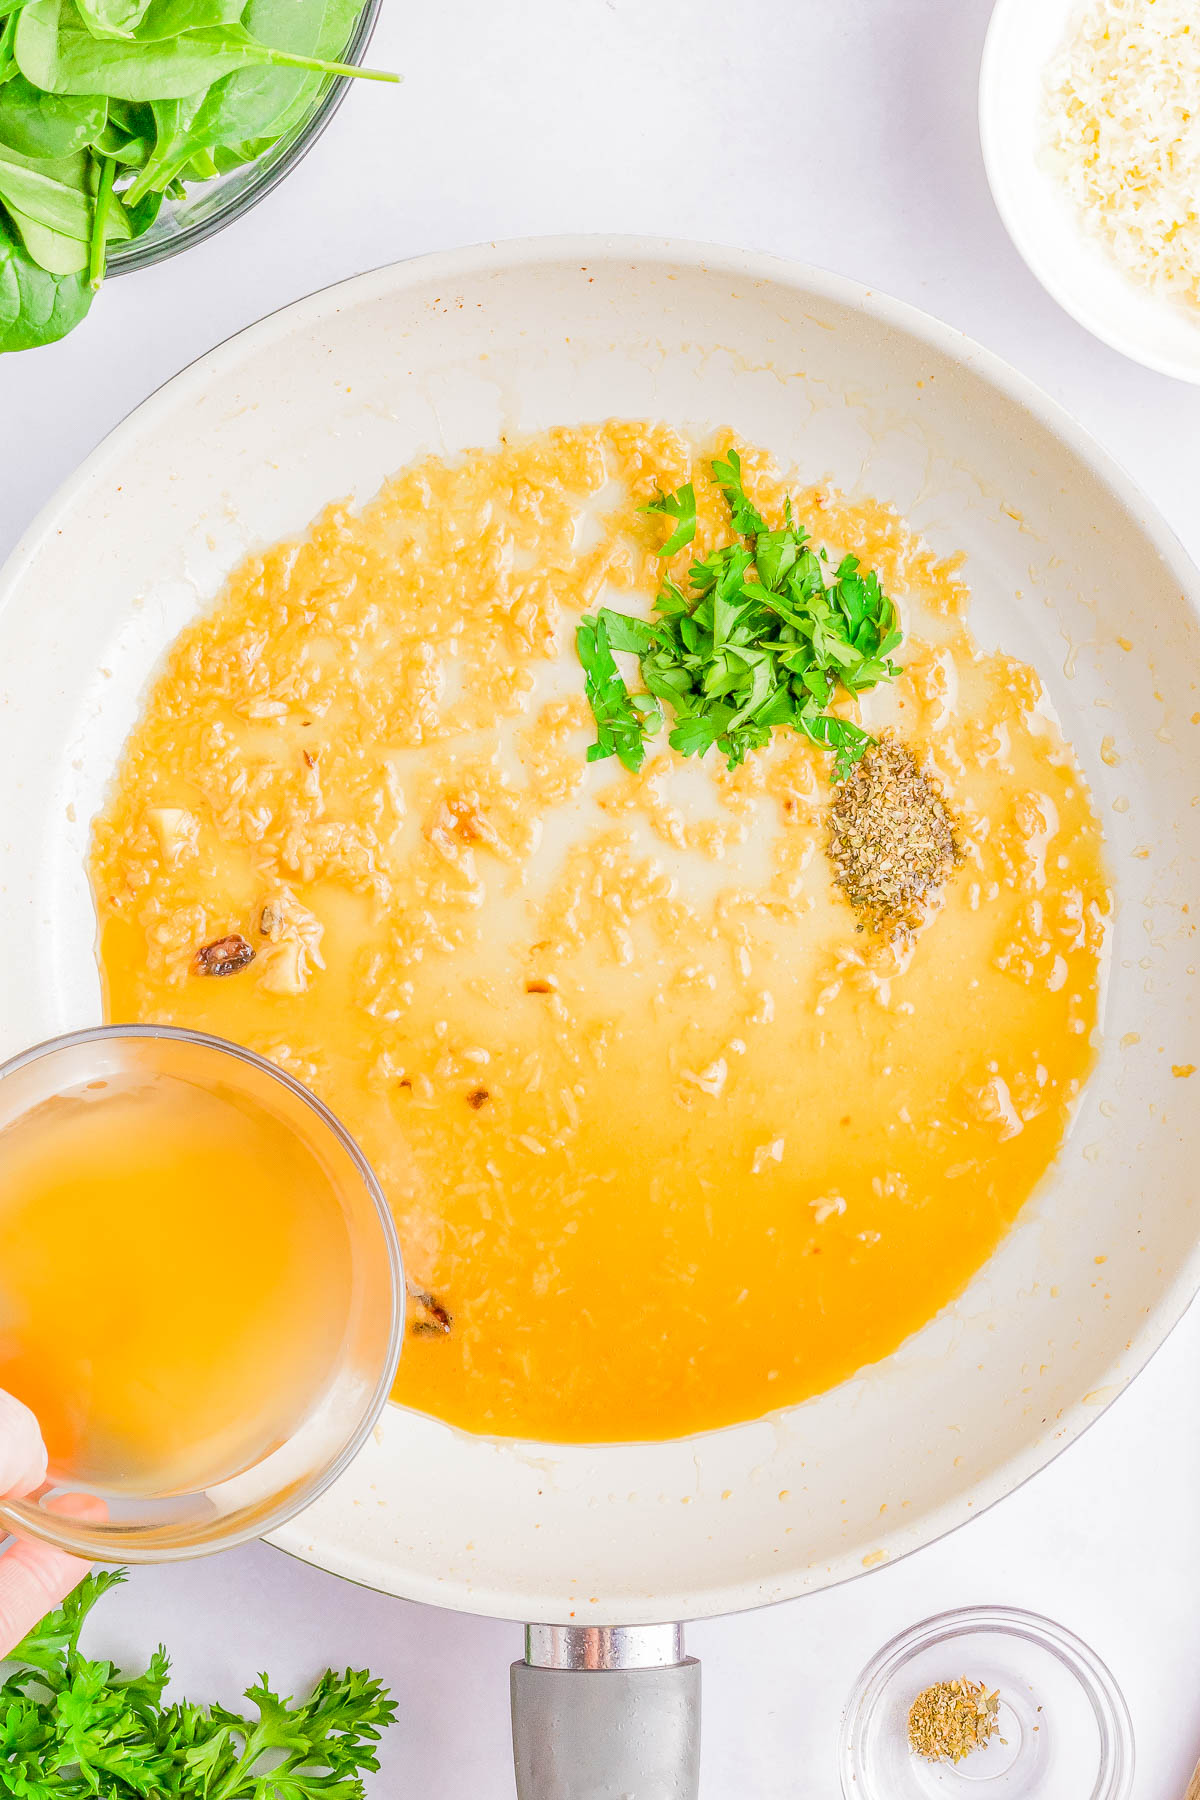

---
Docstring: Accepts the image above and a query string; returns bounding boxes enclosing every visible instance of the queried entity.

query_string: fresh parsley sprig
[577,450,903,778]
[642,480,696,558]
[711,450,766,538]
[575,611,663,775]
[0,1568,397,1798]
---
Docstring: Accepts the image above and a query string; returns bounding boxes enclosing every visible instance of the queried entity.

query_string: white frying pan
[3,240,1198,1799]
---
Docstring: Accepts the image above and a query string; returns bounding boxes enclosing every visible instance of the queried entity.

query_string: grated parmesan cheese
[1046,0,1200,308]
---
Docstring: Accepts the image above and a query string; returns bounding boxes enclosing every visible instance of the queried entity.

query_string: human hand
[0,1389,93,1653]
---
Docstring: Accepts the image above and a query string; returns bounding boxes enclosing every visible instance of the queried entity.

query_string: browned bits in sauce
[525,978,557,994]
[193,934,255,976]
[427,794,503,851]
[467,1087,490,1109]
[409,1287,452,1338]
[302,749,316,769]
[827,734,961,935]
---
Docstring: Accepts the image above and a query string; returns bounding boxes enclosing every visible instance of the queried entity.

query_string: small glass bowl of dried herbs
[841,1607,1134,1800]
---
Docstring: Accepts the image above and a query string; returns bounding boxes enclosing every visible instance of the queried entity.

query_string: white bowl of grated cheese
[980,0,1200,382]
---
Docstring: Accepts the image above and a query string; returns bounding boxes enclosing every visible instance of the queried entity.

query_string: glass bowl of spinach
[0,0,395,354]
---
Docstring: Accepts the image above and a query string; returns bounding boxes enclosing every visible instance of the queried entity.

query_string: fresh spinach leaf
[0,10,16,78]
[0,143,92,238]
[120,86,201,196]
[189,0,361,147]
[94,116,148,160]
[0,205,89,345]
[74,0,150,36]
[16,1,396,101]
[0,71,105,154]
[122,0,366,200]
[93,95,152,162]
[119,175,156,230]
[132,0,255,37]
[7,198,85,267]
[87,144,112,279]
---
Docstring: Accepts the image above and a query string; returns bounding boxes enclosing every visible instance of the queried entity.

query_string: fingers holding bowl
[0,1391,106,1652]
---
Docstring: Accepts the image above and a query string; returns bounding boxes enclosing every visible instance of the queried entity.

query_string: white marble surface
[3,1,1200,1794]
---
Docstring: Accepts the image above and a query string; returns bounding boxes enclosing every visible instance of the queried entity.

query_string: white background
[3,1,1200,1794]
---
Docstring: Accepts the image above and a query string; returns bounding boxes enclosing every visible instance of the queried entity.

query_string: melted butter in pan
[90,423,1110,1443]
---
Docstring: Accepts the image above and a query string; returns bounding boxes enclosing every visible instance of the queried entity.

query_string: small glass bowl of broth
[0,1025,403,1559]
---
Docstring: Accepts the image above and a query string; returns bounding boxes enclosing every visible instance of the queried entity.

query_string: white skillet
[2,239,1198,1797]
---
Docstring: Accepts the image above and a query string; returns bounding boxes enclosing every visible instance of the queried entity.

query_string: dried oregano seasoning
[827,733,961,935]
[907,1677,1002,1763]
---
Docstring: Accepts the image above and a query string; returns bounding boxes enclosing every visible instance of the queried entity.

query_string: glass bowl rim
[839,1603,1135,1800]
[107,0,384,278]
[0,1022,405,1561]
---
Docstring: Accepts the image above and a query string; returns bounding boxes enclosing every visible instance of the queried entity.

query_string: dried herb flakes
[827,732,960,935]
[908,1676,1002,1764]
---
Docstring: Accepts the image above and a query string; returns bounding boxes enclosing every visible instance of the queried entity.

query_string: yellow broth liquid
[0,1069,354,1491]
[89,424,1109,1444]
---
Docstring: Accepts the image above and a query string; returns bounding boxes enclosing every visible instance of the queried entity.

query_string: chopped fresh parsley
[642,480,697,558]
[576,612,663,773]
[0,1569,396,1798]
[711,450,767,538]
[579,450,903,778]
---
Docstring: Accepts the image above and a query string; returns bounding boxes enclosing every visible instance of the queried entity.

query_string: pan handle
[511,1624,700,1800]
